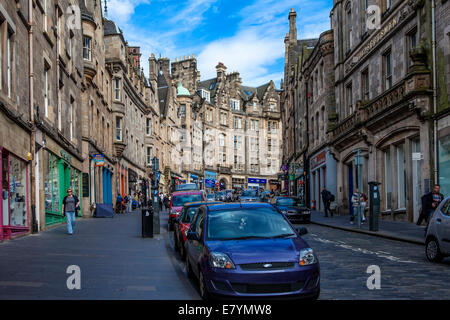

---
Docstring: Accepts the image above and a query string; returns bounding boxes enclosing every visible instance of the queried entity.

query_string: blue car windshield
[206,208,295,240]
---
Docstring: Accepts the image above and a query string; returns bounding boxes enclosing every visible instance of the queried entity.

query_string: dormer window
[199,89,210,102]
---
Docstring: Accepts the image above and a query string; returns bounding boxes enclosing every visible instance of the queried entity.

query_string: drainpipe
[29,0,37,233]
[431,0,438,185]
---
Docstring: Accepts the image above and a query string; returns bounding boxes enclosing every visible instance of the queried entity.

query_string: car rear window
[276,198,300,206]
[172,194,203,207]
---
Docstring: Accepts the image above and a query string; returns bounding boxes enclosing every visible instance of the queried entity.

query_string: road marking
[0,281,44,288]
[126,285,156,291]
[310,236,418,264]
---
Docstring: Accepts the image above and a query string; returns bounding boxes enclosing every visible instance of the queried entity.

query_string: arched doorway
[219,179,227,190]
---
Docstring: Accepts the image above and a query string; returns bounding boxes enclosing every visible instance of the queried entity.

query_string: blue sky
[107,0,333,88]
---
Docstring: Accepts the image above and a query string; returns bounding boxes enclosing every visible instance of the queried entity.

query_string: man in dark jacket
[417,185,444,226]
[321,188,333,217]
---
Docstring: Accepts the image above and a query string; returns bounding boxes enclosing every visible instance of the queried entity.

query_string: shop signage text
[60,150,72,164]
[93,154,105,167]
[311,150,326,170]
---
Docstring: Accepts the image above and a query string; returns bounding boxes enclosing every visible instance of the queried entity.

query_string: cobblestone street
[1,210,449,300]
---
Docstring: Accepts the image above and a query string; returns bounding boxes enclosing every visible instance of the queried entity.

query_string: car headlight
[282,211,288,214]
[299,248,317,266]
[209,252,236,269]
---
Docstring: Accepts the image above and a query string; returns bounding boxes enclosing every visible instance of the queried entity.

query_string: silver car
[425,196,450,262]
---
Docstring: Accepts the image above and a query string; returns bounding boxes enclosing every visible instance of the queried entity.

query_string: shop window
[2,153,28,228]
[397,143,406,209]
[384,149,392,210]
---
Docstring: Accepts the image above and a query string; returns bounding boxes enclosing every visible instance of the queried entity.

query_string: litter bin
[142,207,154,238]
[368,181,381,231]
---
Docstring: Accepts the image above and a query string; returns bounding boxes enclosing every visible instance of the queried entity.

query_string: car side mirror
[187,231,199,241]
[296,227,308,236]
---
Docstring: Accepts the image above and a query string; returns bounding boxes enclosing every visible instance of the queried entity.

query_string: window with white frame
[146,118,151,135]
[147,147,152,166]
[43,0,48,32]
[7,31,12,98]
[231,99,240,111]
[44,64,50,117]
[219,134,225,147]
[69,98,74,141]
[116,117,122,141]
[83,36,91,61]
[114,78,121,100]
[200,89,210,102]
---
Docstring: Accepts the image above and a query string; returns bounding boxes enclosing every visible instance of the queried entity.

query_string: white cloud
[197,29,284,86]
[108,0,150,25]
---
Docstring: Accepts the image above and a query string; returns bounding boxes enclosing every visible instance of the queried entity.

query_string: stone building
[104,19,154,200]
[34,0,85,229]
[435,0,450,196]
[171,57,283,191]
[330,0,435,222]
[0,0,34,240]
[80,1,115,217]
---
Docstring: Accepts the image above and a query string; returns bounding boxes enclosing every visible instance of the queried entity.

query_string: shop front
[128,169,138,195]
[269,179,281,192]
[1,148,29,240]
[309,148,337,211]
[232,176,245,190]
[248,178,267,192]
[438,115,450,196]
[205,171,217,193]
[43,148,83,227]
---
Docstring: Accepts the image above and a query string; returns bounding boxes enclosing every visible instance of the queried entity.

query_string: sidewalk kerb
[310,220,425,245]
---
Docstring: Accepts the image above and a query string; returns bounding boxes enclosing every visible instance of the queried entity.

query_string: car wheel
[173,232,180,252]
[199,271,210,300]
[185,256,194,279]
[425,237,444,262]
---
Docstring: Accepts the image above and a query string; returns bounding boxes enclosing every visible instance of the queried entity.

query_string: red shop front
[0,147,30,241]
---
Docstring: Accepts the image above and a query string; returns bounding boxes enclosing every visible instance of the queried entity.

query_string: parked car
[173,201,222,260]
[425,196,450,262]
[169,191,205,231]
[215,191,226,202]
[176,183,199,191]
[206,194,216,202]
[271,196,311,223]
[239,189,259,202]
[185,203,320,300]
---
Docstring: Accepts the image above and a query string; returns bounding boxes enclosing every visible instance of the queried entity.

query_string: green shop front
[43,145,83,227]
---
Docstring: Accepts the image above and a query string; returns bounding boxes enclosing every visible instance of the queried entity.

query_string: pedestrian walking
[360,192,368,223]
[417,185,444,227]
[124,194,130,213]
[61,188,80,235]
[321,188,333,217]
[351,188,366,224]
[158,193,163,211]
[116,193,124,214]
[163,194,170,211]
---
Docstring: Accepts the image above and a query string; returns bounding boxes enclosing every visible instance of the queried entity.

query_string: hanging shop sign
[93,154,105,167]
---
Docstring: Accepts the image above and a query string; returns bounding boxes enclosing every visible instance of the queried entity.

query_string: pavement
[0,208,199,300]
[310,210,426,245]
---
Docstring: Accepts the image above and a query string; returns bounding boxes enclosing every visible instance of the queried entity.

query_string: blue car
[185,203,320,300]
